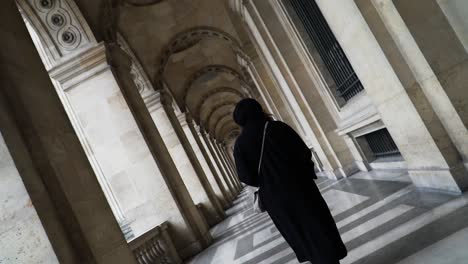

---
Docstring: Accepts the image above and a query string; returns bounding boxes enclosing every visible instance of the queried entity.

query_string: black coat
[234,120,347,263]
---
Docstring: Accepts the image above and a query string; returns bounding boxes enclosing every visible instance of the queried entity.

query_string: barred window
[284,0,364,103]
[361,129,400,158]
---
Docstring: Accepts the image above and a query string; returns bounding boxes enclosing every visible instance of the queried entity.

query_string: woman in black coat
[233,99,347,264]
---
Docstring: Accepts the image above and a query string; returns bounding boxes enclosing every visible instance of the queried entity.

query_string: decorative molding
[143,90,163,113]
[17,0,96,65]
[176,111,188,127]
[228,0,244,18]
[117,33,154,94]
[338,117,385,138]
[49,42,108,90]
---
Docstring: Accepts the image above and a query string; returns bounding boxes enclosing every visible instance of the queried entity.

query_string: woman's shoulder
[234,131,246,150]
[269,120,291,130]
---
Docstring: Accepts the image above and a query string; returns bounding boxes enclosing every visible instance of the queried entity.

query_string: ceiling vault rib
[214,115,234,138]
[154,26,251,89]
[194,87,244,121]
[182,64,252,108]
[203,101,238,130]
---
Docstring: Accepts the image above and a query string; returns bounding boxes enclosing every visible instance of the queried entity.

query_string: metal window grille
[363,129,400,158]
[286,0,364,101]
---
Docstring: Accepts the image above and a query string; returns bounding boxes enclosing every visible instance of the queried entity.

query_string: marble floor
[187,170,468,264]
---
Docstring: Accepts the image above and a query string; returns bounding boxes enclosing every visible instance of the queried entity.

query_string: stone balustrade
[128,222,182,264]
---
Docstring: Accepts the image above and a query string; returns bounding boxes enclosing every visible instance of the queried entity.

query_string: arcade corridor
[1,0,467,263]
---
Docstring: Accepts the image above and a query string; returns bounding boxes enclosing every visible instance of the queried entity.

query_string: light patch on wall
[437,0,468,53]
[0,132,59,263]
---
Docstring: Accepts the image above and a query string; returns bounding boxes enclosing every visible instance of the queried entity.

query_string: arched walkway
[2,0,468,263]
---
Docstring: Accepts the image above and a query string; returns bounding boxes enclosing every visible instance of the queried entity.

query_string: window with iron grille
[361,128,400,158]
[284,0,364,103]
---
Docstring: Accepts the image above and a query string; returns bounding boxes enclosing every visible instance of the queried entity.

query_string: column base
[334,168,346,180]
[179,240,203,260]
[321,170,338,180]
[355,160,372,172]
[341,162,361,177]
[179,231,212,260]
[321,168,347,180]
[408,163,468,194]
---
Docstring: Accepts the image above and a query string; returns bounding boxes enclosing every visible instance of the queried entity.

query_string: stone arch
[155,26,251,87]
[215,115,234,139]
[211,108,234,134]
[202,101,237,128]
[224,129,240,143]
[219,123,240,141]
[17,0,96,68]
[183,65,252,105]
[193,87,245,121]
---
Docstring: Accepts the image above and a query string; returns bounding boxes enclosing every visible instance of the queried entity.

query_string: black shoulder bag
[253,121,269,214]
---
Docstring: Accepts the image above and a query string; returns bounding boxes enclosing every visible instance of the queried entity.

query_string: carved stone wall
[17,0,96,65]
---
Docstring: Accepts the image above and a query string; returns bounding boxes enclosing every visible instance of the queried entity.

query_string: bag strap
[258,122,269,175]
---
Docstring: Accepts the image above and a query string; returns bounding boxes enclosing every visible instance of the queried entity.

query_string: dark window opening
[360,128,400,158]
[285,0,364,102]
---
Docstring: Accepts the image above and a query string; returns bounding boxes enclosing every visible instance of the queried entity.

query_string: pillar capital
[106,42,133,71]
[160,89,174,108]
[176,111,188,127]
[199,126,207,135]
[49,43,108,90]
[186,112,194,123]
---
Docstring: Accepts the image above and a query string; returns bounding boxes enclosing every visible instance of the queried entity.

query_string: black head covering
[233,98,266,127]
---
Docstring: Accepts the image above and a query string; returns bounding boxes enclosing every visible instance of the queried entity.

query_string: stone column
[220,144,242,189]
[186,117,231,208]
[315,0,468,193]
[159,91,225,225]
[47,43,134,237]
[208,135,239,197]
[47,40,204,255]
[242,2,341,180]
[106,45,212,256]
[212,140,239,193]
[371,0,468,170]
[177,112,227,220]
[200,130,236,202]
[216,142,242,192]
[237,55,282,119]
[343,134,372,172]
[0,2,136,262]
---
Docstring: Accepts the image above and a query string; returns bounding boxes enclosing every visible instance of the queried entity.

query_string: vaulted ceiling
[117,0,251,143]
